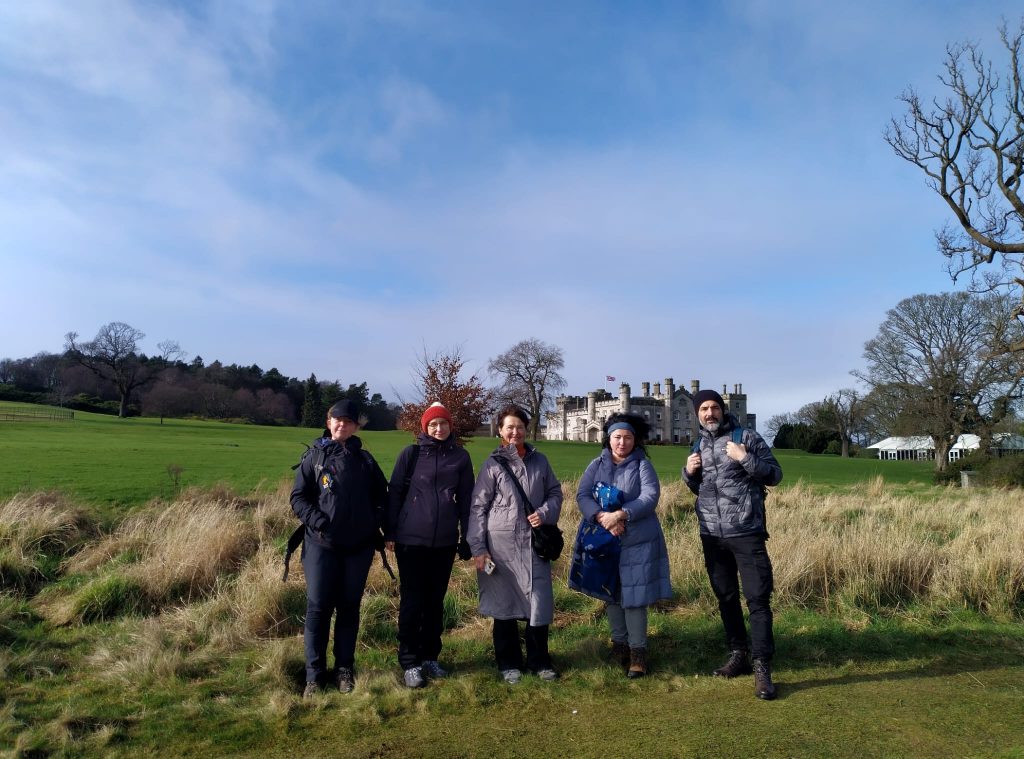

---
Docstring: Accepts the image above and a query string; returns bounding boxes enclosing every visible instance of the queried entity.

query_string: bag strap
[692,425,744,455]
[496,458,536,515]
[399,445,420,505]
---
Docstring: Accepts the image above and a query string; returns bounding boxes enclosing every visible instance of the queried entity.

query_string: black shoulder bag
[496,459,564,562]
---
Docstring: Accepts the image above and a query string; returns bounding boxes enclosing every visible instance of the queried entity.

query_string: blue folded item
[568,485,623,601]
[593,481,624,511]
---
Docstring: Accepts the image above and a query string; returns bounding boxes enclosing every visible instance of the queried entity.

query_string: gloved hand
[457,539,473,561]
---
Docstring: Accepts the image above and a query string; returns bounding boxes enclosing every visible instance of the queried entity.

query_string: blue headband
[607,422,635,435]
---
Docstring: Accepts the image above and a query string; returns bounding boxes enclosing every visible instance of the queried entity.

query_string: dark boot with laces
[752,658,777,700]
[712,649,752,678]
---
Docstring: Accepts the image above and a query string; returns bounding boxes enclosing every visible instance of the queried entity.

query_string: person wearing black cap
[683,388,783,700]
[290,399,388,698]
[385,402,474,689]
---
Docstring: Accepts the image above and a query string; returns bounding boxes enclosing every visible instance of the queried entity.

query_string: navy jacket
[290,434,388,551]
[386,433,474,548]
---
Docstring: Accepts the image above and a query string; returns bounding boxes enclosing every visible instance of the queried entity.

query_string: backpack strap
[282,525,304,581]
[398,445,420,506]
[360,449,397,582]
[284,444,321,581]
[691,425,743,455]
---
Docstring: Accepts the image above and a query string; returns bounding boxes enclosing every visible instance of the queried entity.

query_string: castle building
[544,378,756,444]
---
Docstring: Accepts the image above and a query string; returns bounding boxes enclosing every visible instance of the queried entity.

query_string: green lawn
[0,402,935,511]
[1,402,1020,757]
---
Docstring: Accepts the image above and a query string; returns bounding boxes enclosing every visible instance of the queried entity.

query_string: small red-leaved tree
[397,347,494,442]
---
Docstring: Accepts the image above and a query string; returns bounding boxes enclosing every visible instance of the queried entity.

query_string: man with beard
[683,388,783,700]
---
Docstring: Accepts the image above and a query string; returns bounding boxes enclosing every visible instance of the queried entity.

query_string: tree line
[1,322,398,429]
[1,326,567,436]
[767,291,1024,470]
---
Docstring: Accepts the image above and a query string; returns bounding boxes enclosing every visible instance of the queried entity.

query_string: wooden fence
[0,405,75,421]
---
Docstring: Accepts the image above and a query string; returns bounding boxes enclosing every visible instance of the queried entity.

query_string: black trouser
[700,533,775,661]
[396,543,456,670]
[301,539,375,683]
[492,618,552,672]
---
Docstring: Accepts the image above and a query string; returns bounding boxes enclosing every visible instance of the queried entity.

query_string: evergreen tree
[301,373,324,429]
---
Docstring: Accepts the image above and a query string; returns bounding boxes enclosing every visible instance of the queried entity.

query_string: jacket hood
[313,435,363,454]
[490,441,534,463]
[600,447,646,465]
[416,432,457,451]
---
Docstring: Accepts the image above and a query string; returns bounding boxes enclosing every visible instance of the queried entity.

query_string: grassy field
[2,402,1019,757]
[0,402,935,512]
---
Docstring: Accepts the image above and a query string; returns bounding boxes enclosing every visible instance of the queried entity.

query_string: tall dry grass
[10,474,1024,682]
[0,492,92,593]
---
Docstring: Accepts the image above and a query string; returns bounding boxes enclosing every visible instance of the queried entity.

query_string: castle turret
[619,382,631,413]
[587,391,596,422]
[641,382,650,397]
[663,377,674,442]
[722,382,748,428]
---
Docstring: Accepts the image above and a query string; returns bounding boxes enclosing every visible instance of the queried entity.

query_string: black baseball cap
[327,399,360,421]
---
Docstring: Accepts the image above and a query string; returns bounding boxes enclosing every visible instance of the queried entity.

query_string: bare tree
[854,292,1024,470]
[815,389,863,457]
[156,340,186,363]
[763,412,798,446]
[488,338,567,441]
[64,322,178,418]
[886,20,1024,345]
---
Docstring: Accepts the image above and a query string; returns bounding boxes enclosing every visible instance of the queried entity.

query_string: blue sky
[1,1,1020,426]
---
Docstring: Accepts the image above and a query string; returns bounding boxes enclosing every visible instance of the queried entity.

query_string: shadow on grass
[549,607,1024,697]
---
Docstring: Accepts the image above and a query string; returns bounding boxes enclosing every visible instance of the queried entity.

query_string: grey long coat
[467,443,563,626]
[573,448,672,608]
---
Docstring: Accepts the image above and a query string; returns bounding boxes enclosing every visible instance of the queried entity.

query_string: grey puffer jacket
[467,443,563,626]
[573,448,672,608]
[682,413,782,538]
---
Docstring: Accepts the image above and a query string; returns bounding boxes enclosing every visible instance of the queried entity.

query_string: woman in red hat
[385,402,475,688]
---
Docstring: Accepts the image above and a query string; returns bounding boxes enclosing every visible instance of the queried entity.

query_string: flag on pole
[606,375,615,382]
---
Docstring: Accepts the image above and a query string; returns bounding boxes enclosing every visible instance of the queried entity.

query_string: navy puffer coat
[572,448,671,608]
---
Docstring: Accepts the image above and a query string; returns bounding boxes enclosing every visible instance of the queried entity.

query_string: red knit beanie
[421,402,453,432]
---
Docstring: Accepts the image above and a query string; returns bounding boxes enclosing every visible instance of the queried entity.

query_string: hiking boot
[334,667,355,694]
[753,658,777,700]
[302,681,322,700]
[501,668,522,685]
[713,649,752,678]
[531,667,560,682]
[421,660,448,679]
[610,640,630,670]
[403,666,426,688]
[627,647,647,679]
